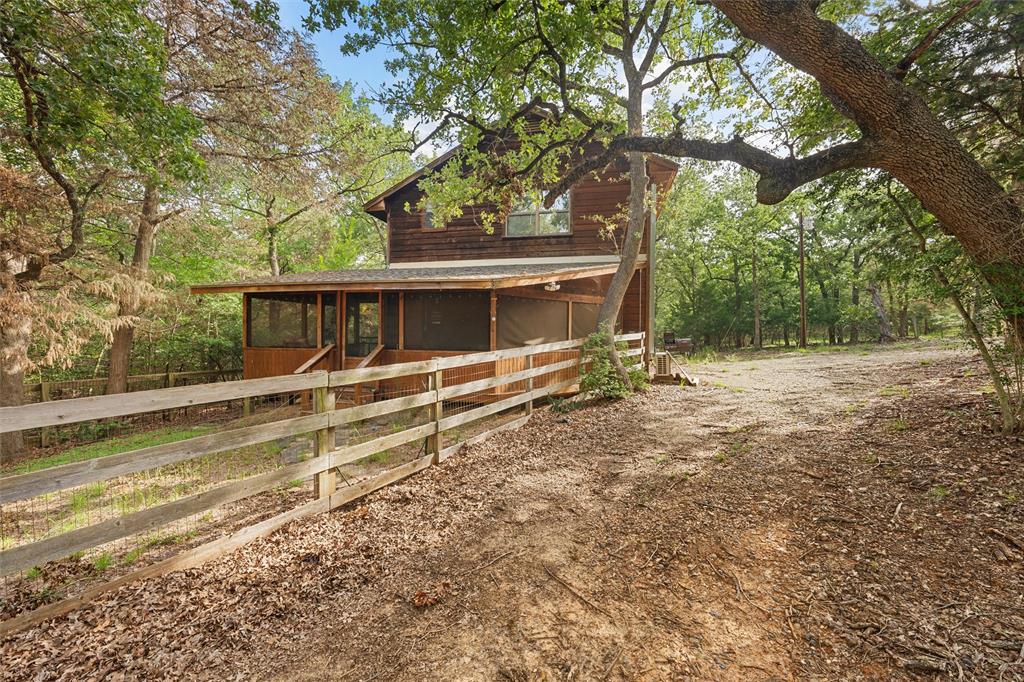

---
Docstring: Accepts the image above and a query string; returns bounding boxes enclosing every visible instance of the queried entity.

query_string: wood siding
[386,157,676,264]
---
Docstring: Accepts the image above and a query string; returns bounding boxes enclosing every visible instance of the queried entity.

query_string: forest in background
[1,0,413,393]
[2,0,1022,432]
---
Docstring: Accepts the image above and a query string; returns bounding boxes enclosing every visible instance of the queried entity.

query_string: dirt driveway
[4,343,1023,680]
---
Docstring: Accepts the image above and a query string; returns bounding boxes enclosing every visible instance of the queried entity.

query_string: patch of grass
[928,484,950,500]
[713,452,728,463]
[357,450,391,465]
[1003,490,1020,505]
[918,359,932,366]
[287,478,304,488]
[115,485,165,514]
[121,530,198,566]
[889,418,909,432]
[2,425,215,476]
[727,441,749,455]
[92,553,113,572]
[879,385,910,398]
[25,566,42,579]
[68,482,107,513]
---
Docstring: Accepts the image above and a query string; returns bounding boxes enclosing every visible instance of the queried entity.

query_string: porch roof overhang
[190,261,629,295]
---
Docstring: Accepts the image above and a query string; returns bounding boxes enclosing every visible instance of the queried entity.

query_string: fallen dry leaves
[1,342,1021,681]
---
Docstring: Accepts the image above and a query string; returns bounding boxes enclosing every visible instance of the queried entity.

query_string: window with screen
[345,293,380,357]
[505,191,570,237]
[383,293,400,349]
[247,293,318,348]
[571,302,600,339]
[422,199,444,230]
[403,292,490,351]
[497,296,569,349]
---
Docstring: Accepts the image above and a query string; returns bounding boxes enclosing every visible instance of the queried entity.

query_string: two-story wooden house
[191,147,677,396]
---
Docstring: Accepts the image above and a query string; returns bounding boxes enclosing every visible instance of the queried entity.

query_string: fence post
[313,383,336,499]
[242,396,253,418]
[524,355,533,417]
[428,362,442,462]
[39,382,51,447]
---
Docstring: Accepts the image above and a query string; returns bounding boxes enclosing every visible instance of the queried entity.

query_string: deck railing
[0,333,644,634]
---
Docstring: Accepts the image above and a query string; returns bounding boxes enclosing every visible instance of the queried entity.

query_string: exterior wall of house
[384,158,675,266]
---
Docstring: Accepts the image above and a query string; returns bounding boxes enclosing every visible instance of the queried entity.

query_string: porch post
[316,293,323,348]
[489,291,497,351]
[398,292,405,350]
[340,291,347,368]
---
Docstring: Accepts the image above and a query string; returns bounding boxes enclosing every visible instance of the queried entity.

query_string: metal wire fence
[0,334,645,631]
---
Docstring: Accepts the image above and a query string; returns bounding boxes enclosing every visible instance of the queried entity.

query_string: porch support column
[489,291,497,351]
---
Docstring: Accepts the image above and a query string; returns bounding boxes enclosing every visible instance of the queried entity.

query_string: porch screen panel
[571,302,600,339]
[497,296,568,349]
[383,293,399,349]
[321,293,338,346]
[403,292,490,351]
[248,293,318,348]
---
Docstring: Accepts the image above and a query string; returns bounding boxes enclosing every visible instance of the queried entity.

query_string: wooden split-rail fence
[0,333,644,634]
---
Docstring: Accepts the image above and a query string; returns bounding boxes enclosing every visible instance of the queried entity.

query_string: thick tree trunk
[267,223,281,277]
[712,0,1024,343]
[868,282,896,342]
[106,181,161,395]
[596,40,649,386]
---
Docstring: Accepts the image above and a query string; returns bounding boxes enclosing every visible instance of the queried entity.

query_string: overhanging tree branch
[891,0,981,80]
[544,134,884,207]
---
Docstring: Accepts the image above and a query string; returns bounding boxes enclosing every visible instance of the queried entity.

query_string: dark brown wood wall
[386,158,675,264]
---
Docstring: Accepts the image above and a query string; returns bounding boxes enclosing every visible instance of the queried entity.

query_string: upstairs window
[505,191,570,237]
[422,199,444,230]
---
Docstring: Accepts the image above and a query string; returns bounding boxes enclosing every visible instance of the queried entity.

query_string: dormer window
[505,191,570,237]
[422,199,444,230]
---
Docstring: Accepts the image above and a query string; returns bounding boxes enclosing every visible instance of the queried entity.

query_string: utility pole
[798,212,808,349]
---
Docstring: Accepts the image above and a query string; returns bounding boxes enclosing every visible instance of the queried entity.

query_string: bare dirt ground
[3,342,1023,681]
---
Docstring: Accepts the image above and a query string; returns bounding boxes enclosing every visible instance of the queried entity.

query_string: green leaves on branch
[580,332,649,400]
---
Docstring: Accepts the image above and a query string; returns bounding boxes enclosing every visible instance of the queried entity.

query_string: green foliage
[0,0,202,181]
[92,553,114,572]
[580,332,647,400]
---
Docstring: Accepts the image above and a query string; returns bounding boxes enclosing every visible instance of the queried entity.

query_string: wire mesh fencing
[0,333,645,631]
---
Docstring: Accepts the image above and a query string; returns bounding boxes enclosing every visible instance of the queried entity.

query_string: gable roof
[190,262,621,295]
[362,142,680,222]
[362,145,462,221]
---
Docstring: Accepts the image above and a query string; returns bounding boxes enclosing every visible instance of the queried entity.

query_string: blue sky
[275,1,398,119]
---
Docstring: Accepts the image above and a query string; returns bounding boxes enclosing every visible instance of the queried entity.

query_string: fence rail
[19,369,243,448]
[0,333,644,634]
[22,369,243,402]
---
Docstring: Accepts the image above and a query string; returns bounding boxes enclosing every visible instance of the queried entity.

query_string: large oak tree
[311,0,1022,358]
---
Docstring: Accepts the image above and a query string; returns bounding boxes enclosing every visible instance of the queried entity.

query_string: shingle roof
[190,262,620,294]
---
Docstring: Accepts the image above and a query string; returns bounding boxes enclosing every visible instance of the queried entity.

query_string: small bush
[580,332,648,399]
